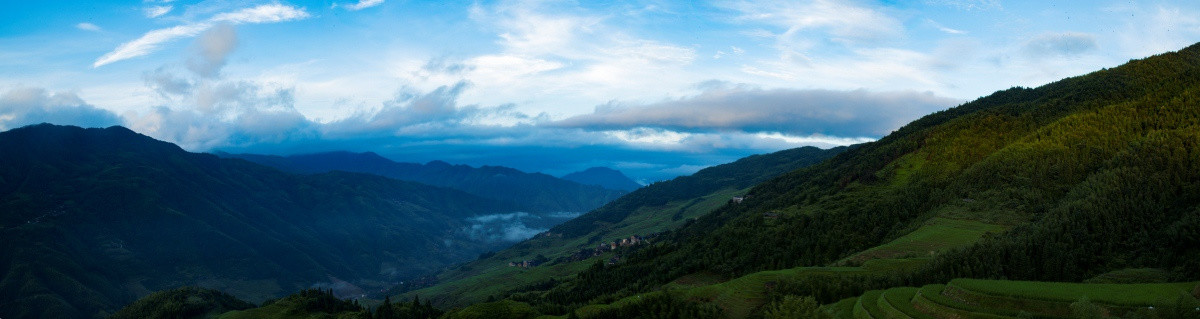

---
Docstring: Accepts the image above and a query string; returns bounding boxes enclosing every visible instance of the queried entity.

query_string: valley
[3,3,1200,318]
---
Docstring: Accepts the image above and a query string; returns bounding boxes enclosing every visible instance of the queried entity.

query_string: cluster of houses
[506,233,659,268]
[507,254,549,268]
[507,260,542,268]
[562,234,656,263]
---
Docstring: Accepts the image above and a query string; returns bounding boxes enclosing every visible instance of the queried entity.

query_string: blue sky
[2,0,1199,182]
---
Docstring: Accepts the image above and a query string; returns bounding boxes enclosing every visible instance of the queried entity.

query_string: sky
[2,0,1200,182]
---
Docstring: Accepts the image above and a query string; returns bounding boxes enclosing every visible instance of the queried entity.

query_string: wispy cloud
[719,0,903,45]
[926,19,966,35]
[76,23,101,31]
[334,0,384,11]
[1023,32,1098,57]
[187,24,238,78]
[1113,5,1200,58]
[94,4,309,68]
[924,0,1001,11]
[144,5,173,18]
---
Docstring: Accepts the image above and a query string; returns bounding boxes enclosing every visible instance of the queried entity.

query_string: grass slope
[841,218,1008,264]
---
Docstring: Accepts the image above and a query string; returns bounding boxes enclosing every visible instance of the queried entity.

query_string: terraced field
[832,280,1200,318]
[840,217,1008,264]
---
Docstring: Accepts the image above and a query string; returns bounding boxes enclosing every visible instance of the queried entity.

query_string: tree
[375,295,394,319]
[764,295,823,319]
[1069,296,1104,319]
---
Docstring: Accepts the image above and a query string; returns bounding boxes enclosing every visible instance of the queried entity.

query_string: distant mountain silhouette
[561,167,642,191]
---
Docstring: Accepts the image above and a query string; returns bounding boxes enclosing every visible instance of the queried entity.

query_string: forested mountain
[548,145,849,240]
[0,124,520,318]
[218,151,625,213]
[408,42,1200,317]
[560,167,642,192]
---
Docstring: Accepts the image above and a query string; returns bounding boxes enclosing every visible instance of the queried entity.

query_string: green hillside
[839,280,1198,319]
[107,287,254,319]
[0,124,520,318]
[399,146,846,307]
[426,42,1200,317]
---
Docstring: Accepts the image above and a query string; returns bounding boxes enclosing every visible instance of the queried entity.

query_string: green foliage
[1084,268,1179,284]
[107,287,254,319]
[944,279,1198,307]
[573,290,724,319]
[217,288,368,319]
[1069,297,1104,319]
[764,295,822,319]
[839,281,1200,319]
[440,300,537,319]
[373,295,441,319]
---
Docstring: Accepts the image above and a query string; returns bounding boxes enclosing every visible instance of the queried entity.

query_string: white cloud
[0,88,123,130]
[720,0,903,45]
[461,212,547,242]
[94,4,309,68]
[606,128,691,146]
[144,5,173,18]
[466,55,564,82]
[210,3,309,24]
[448,1,700,117]
[76,23,101,31]
[335,0,384,11]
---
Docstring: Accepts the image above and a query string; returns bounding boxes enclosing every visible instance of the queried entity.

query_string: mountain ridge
[218,151,626,214]
[560,167,642,191]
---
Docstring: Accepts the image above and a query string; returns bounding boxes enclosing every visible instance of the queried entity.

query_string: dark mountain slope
[560,167,641,191]
[0,124,516,318]
[506,42,1200,311]
[220,151,625,213]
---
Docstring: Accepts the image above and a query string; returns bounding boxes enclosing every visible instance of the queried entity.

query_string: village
[507,233,657,268]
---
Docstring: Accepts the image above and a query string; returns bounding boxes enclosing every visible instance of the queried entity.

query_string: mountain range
[11,42,1200,319]
[217,151,627,214]
[0,124,534,318]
